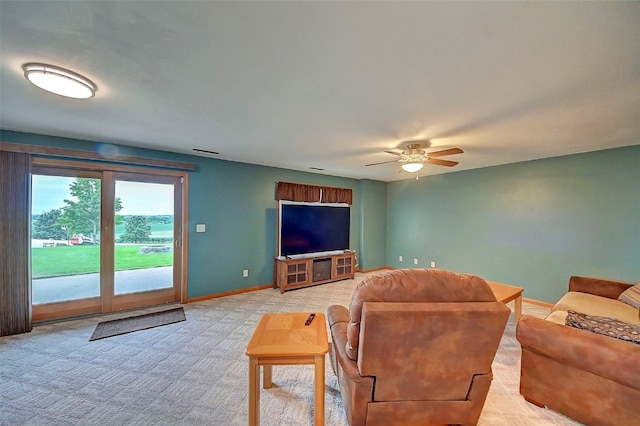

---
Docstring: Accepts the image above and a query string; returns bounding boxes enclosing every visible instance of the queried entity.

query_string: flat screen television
[278,201,350,257]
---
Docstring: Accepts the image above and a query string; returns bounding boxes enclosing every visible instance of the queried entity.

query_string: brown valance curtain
[320,186,352,204]
[276,181,321,203]
[276,181,352,205]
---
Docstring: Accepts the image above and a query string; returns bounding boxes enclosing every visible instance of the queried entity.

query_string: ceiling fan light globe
[402,162,424,173]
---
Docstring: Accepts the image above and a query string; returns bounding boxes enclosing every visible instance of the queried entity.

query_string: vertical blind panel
[0,150,32,336]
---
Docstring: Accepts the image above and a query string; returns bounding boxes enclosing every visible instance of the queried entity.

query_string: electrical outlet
[243,269,249,278]
[430,261,436,268]
[399,256,403,262]
[413,258,418,265]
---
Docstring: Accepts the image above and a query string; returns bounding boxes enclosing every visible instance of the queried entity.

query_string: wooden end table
[487,281,524,321]
[245,312,329,426]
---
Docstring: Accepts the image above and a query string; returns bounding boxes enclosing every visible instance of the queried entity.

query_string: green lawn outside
[32,245,173,279]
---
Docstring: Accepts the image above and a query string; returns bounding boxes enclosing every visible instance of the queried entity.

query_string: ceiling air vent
[192,148,219,155]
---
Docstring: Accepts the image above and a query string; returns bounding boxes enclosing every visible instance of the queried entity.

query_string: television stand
[274,252,355,293]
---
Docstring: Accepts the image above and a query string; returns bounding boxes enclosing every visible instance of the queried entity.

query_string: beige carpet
[0,272,581,425]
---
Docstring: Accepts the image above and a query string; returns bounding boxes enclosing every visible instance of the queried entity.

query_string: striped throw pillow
[618,284,640,309]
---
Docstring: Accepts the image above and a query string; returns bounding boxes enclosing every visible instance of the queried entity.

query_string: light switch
[196,224,206,233]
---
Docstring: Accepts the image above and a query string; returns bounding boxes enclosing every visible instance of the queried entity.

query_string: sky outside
[32,175,174,216]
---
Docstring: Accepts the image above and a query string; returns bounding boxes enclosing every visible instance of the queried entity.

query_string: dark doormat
[90,307,186,341]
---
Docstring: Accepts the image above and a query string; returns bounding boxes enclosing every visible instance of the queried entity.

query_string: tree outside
[32,209,67,240]
[60,178,100,242]
[32,177,123,244]
[119,215,152,243]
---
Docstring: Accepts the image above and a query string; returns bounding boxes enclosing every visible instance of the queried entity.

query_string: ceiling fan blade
[384,150,402,156]
[427,147,464,157]
[365,159,399,167]
[425,158,459,167]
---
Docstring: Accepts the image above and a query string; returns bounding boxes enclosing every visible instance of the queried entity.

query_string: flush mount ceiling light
[22,63,97,99]
[401,161,424,173]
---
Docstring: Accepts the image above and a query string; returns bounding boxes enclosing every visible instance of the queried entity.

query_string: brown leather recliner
[327,269,510,426]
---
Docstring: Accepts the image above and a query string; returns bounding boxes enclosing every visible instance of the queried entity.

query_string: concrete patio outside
[32,266,172,304]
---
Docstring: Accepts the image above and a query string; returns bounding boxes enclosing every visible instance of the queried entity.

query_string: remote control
[305,313,316,326]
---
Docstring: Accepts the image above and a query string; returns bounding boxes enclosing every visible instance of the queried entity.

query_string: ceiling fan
[365,143,464,173]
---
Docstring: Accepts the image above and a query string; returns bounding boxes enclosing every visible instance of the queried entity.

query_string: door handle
[175,236,182,249]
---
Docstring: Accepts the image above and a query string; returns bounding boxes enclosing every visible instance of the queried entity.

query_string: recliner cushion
[345,268,497,361]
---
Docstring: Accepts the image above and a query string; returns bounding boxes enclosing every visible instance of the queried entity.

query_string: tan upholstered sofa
[327,269,510,426]
[516,276,640,426]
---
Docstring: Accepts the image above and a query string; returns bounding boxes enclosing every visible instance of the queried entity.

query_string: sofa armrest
[568,276,633,300]
[516,315,640,390]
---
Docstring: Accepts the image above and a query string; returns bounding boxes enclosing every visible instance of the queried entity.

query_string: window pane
[31,175,101,304]
[114,180,174,295]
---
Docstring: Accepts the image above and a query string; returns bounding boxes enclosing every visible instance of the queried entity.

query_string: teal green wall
[387,145,640,303]
[358,179,387,270]
[186,157,372,297]
[1,131,387,298]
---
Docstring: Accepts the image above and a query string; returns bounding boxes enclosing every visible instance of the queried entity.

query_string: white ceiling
[1,1,639,182]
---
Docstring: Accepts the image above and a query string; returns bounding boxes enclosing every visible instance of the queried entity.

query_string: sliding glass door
[31,170,103,318]
[31,166,184,321]
[108,172,182,312]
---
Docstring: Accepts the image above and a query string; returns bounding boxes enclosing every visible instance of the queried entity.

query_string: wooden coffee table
[486,281,524,321]
[246,312,329,426]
